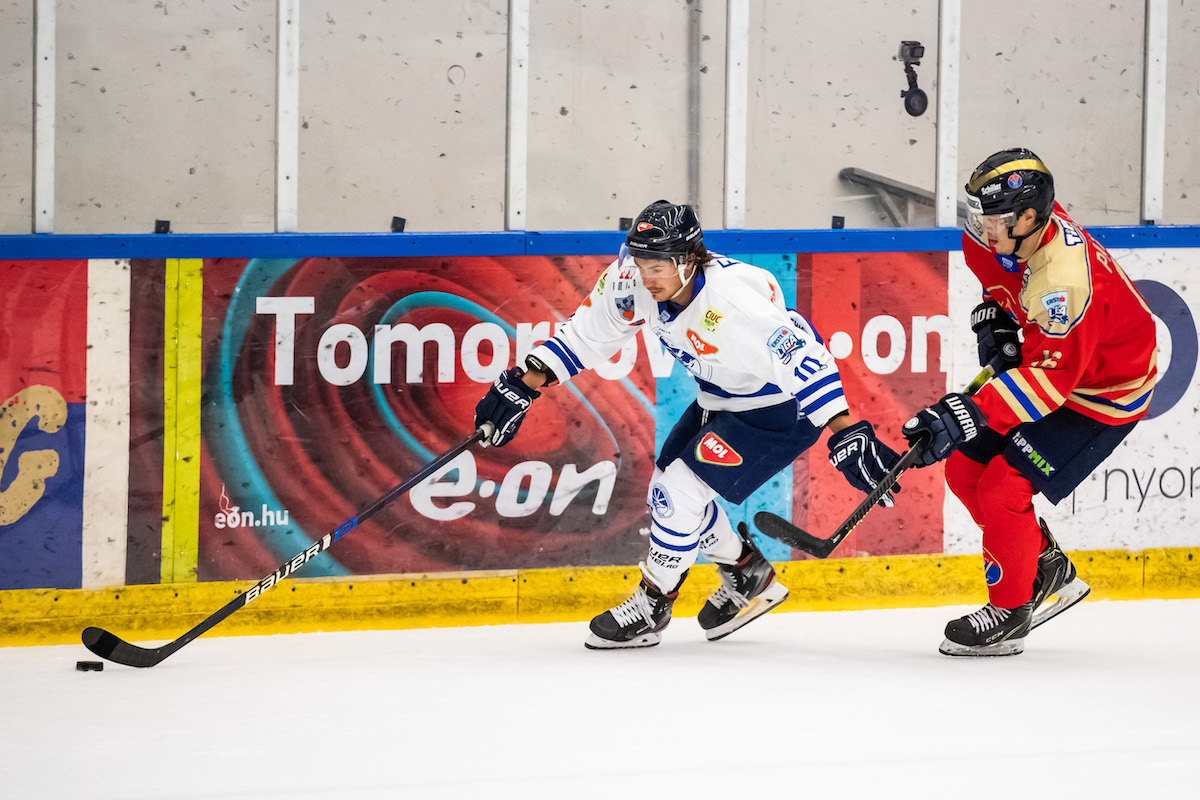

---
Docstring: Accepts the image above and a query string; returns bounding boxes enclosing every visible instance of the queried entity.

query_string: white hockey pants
[642,460,744,592]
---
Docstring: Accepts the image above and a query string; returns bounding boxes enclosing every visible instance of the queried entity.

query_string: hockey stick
[754,364,998,559]
[82,424,492,668]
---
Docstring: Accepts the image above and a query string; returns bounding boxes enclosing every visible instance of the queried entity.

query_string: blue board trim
[3,225,1199,259]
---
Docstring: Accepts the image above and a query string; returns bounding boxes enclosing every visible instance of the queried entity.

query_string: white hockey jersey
[529,251,849,427]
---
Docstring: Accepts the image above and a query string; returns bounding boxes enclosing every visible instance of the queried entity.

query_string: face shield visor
[965,193,1017,243]
[619,243,692,285]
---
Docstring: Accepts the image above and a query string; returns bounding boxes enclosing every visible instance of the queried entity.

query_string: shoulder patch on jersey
[1040,291,1070,327]
[767,326,803,364]
[593,267,609,295]
[614,294,636,321]
[686,329,718,355]
[702,306,724,332]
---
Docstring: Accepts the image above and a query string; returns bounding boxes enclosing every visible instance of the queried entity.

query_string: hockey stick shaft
[755,363,999,558]
[82,425,491,668]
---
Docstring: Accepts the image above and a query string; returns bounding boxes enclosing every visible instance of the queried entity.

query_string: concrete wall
[1,1,1198,234]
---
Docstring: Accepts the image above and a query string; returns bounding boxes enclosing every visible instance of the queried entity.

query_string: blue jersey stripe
[1080,389,1153,412]
[542,339,584,376]
[797,372,841,399]
[696,378,783,399]
[802,388,845,414]
[999,372,1045,420]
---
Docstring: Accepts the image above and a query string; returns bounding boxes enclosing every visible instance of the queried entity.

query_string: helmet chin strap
[667,256,697,303]
[1005,216,1048,257]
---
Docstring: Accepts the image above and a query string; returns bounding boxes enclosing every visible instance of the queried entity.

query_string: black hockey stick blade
[82,426,490,668]
[755,365,999,559]
[755,443,925,558]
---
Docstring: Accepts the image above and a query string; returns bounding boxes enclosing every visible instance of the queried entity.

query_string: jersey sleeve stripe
[995,371,1052,421]
[801,387,846,414]
[796,372,842,400]
[1027,368,1068,406]
[541,339,585,376]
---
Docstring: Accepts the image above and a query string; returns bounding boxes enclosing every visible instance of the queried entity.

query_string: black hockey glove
[970,300,1022,371]
[828,420,902,507]
[474,367,541,447]
[903,393,988,467]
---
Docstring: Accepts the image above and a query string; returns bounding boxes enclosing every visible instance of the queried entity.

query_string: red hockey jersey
[962,202,1157,433]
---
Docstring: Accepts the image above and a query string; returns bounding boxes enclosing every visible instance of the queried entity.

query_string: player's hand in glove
[903,393,988,467]
[828,420,902,507]
[474,367,541,447]
[970,300,1021,371]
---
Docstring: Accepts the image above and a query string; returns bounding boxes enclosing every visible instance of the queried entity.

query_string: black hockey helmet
[964,148,1055,226]
[625,200,703,260]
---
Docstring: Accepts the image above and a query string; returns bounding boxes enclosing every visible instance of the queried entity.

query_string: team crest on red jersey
[696,432,742,466]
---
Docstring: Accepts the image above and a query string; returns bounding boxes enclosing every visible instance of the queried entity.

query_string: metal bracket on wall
[840,167,968,228]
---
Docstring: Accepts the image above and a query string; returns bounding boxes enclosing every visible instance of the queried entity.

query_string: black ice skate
[939,601,1033,657]
[697,524,789,641]
[1030,517,1091,631]
[584,565,681,650]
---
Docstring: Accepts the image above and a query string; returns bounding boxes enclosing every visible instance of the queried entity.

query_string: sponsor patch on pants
[983,547,1003,586]
[695,432,743,466]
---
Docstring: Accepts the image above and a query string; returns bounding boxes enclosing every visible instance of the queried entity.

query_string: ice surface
[2,599,1197,799]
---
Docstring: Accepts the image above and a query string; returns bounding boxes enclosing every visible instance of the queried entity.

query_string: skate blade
[1031,577,1091,631]
[583,631,662,650]
[938,637,1025,657]
[704,582,789,642]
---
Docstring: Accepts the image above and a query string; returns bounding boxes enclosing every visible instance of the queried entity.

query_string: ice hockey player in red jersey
[474,200,902,649]
[902,148,1158,656]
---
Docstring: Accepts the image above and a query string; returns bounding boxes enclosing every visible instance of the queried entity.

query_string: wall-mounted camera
[898,40,927,117]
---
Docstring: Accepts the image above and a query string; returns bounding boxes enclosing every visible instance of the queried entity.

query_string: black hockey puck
[76,660,104,672]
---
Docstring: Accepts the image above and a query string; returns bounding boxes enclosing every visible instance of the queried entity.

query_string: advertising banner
[151,251,953,582]
[945,247,1200,554]
[191,255,657,581]
[791,251,950,557]
[0,260,89,590]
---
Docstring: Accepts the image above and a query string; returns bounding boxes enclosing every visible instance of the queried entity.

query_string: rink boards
[0,230,1197,644]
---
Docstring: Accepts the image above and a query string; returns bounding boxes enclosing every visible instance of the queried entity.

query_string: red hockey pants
[944,450,1047,608]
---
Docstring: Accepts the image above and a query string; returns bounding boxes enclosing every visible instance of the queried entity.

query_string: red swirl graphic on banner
[198,256,656,580]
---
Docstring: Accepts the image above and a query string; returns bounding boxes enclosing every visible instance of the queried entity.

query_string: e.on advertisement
[191,256,655,582]
[179,252,959,583]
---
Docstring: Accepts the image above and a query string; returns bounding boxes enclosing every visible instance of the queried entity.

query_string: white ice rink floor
[3,598,1198,800]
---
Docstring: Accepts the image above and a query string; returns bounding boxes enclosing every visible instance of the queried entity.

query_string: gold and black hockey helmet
[625,200,703,259]
[964,148,1055,225]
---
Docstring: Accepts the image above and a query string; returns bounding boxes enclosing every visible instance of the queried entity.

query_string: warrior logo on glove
[903,392,988,466]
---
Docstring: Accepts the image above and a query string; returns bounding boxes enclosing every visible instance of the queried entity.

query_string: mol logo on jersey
[696,432,743,467]
[686,329,718,355]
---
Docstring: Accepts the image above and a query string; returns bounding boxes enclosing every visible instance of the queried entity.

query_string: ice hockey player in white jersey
[474,200,902,649]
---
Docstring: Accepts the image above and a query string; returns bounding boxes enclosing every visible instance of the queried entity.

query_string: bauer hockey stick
[82,424,492,668]
[755,364,999,559]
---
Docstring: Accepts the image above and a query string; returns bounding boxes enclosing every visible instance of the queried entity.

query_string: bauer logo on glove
[473,367,541,447]
[827,419,902,505]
